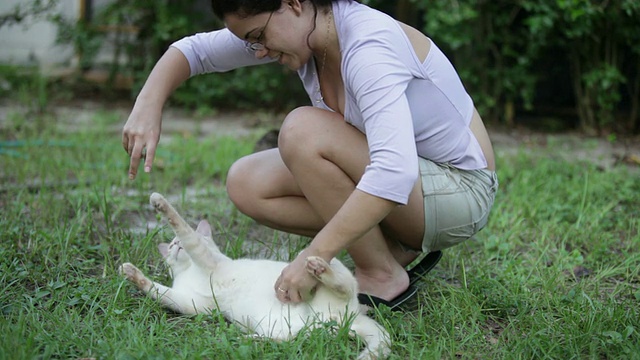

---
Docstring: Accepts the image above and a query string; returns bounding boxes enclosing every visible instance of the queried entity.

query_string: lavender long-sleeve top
[171,0,487,205]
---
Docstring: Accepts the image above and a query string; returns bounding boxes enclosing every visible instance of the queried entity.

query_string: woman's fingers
[122,103,163,179]
[288,289,303,303]
[123,126,159,179]
[122,133,129,153]
[274,258,318,304]
[143,140,157,173]
[275,276,290,302]
[128,141,145,179]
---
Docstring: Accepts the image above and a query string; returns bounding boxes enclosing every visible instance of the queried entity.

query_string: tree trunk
[570,51,593,134]
[630,60,640,133]
[395,0,419,26]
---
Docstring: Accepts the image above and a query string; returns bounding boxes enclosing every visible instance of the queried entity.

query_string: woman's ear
[284,0,304,15]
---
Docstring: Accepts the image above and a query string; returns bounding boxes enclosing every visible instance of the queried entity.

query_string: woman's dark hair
[211,0,336,20]
[211,0,348,49]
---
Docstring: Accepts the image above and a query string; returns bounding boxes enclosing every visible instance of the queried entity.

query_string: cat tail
[351,314,392,360]
[150,192,195,239]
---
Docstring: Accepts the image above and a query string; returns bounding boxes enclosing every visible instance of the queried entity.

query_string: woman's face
[224,2,315,70]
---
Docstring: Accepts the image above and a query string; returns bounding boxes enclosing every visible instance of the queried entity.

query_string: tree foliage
[0,0,57,28]
[414,0,640,133]
[3,0,639,133]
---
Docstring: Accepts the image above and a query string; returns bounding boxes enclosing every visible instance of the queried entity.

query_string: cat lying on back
[119,192,390,360]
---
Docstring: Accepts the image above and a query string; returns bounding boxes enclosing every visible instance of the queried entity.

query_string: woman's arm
[122,28,274,179]
[274,188,399,303]
[310,189,397,261]
[122,47,191,179]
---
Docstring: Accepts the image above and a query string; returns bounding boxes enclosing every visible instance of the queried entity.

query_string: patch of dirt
[1,99,638,257]
[2,99,639,170]
[489,127,640,171]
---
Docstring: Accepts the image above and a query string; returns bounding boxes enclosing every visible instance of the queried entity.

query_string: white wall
[0,0,80,71]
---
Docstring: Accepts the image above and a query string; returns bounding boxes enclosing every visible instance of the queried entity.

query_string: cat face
[158,239,191,274]
[157,220,218,276]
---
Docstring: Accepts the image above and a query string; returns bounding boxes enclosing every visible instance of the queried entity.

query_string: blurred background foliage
[1,0,639,134]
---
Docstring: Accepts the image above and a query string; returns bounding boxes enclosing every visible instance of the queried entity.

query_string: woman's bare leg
[227,107,426,300]
[227,148,324,237]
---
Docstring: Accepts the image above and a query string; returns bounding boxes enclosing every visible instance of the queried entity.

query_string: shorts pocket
[420,160,461,195]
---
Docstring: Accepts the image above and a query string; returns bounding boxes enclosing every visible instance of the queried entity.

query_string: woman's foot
[395,250,422,268]
[354,262,410,302]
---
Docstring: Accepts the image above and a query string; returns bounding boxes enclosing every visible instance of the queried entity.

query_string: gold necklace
[314,9,332,104]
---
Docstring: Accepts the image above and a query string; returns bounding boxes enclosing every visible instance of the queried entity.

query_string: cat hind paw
[305,256,330,278]
[119,262,141,281]
[119,263,152,290]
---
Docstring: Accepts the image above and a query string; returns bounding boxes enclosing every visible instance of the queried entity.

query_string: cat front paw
[305,256,329,278]
[149,192,168,212]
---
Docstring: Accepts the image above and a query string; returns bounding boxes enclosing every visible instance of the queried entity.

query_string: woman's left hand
[274,249,320,303]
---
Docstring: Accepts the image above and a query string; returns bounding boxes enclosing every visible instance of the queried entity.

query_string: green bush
[48,0,306,111]
[173,63,308,111]
[415,0,543,125]
[7,0,639,133]
[414,0,640,133]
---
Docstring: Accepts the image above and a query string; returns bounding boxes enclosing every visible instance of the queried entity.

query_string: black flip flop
[357,284,418,311]
[407,250,443,285]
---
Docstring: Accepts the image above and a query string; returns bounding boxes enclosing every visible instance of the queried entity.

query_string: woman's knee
[226,155,260,216]
[226,149,296,221]
[279,106,330,161]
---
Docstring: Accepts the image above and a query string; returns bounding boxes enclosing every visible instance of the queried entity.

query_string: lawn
[1,105,639,359]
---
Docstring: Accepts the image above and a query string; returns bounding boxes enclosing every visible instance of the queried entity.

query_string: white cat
[119,192,391,360]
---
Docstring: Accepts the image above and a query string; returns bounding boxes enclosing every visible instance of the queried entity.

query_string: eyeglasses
[245,11,275,52]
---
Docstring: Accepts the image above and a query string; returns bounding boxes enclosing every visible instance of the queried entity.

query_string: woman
[122,0,498,309]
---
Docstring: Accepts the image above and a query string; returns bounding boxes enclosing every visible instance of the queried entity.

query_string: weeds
[0,109,639,359]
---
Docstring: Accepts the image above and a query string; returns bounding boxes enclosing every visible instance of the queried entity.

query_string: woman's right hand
[120,47,191,179]
[122,103,162,180]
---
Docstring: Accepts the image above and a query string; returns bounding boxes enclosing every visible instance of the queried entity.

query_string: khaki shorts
[419,158,499,253]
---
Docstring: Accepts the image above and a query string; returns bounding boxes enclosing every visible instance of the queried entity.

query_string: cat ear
[195,220,212,237]
[158,243,170,258]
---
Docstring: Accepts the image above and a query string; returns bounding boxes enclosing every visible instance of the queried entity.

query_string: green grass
[1,109,639,359]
